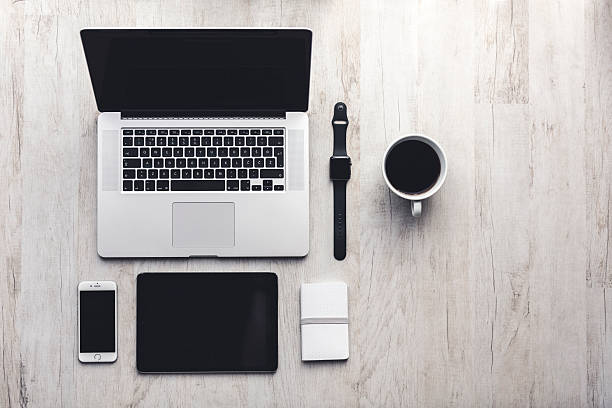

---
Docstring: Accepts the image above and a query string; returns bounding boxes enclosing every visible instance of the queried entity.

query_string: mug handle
[411,201,422,217]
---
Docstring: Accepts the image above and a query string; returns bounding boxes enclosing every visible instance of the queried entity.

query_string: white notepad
[300,282,349,361]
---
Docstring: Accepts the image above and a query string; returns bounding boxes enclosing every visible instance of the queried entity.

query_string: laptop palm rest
[172,202,235,248]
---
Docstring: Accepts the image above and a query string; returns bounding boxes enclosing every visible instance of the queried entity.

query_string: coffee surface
[385,140,441,194]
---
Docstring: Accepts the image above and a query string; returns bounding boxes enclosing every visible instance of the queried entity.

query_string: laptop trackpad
[172,202,235,248]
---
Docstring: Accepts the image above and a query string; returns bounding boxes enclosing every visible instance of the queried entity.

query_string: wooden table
[1,0,611,406]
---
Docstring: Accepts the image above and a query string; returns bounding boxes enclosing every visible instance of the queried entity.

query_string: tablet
[137,272,277,373]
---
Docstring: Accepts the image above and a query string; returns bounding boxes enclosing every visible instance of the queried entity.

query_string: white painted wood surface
[0,0,610,406]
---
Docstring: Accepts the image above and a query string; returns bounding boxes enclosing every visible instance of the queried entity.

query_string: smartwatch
[330,102,351,261]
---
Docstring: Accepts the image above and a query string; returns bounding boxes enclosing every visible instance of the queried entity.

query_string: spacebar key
[171,180,225,191]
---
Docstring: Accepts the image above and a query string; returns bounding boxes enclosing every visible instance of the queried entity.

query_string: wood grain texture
[0,0,611,406]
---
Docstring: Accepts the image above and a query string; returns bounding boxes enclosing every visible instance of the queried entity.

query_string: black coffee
[385,139,441,194]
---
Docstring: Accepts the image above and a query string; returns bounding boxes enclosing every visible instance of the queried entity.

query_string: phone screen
[80,290,115,352]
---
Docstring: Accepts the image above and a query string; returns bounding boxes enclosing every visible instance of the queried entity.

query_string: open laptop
[81,28,312,257]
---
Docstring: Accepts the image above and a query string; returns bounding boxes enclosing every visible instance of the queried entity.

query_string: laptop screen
[81,29,312,112]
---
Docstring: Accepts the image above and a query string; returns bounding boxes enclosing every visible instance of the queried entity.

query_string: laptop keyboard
[121,128,285,192]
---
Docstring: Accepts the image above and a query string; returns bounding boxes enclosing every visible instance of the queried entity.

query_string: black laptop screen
[80,29,312,112]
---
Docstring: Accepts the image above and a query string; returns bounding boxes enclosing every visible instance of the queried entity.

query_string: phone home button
[94,354,101,361]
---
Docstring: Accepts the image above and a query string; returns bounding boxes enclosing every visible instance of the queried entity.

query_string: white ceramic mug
[382,134,447,217]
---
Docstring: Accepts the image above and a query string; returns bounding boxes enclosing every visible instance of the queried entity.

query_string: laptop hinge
[120,110,286,120]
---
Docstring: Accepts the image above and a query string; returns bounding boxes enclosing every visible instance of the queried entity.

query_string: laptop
[81,28,312,257]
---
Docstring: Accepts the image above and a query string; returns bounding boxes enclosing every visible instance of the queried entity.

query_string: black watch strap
[331,102,349,261]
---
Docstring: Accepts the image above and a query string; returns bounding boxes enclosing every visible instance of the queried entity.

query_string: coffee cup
[382,134,447,217]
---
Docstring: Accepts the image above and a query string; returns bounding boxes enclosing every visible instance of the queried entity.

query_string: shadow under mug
[382,134,448,217]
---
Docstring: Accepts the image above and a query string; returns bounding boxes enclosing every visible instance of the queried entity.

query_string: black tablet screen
[137,273,277,373]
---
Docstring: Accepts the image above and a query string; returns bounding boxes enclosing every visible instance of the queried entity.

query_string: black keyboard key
[196,148,206,157]
[190,137,200,146]
[188,158,197,168]
[135,130,145,135]
[171,169,181,179]
[123,129,134,135]
[269,137,284,146]
[239,129,249,135]
[252,147,261,157]
[274,147,284,157]
[135,137,144,146]
[123,137,133,146]
[137,169,147,179]
[252,185,262,191]
[246,137,256,146]
[176,158,186,168]
[158,129,168,135]
[240,180,250,191]
[143,159,153,168]
[173,147,183,157]
[162,148,172,157]
[145,180,155,191]
[151,148,161,157]
[185,148,194,157]
[240,147,250,157]
[238,169,247,178]
[160,169,169,179]
[257,136,267,146]
[123,180,133,191]
[255,158,264,168]
[146,137,155,146]
[260,169,284,178]
[213,137,222,146]
[216,129,226,135]
[232,158,242,167]
[235,137,245,146]
[204,129,214,135]
[263,185,273,192]
[266,158,276,167]
[171,180,225,191]
[224,137,233,146]
[262,129,272,135]
[182,169,192,178]
[123,169,136,179]
[168,137,178,146]
[218,147,228,157]
[250,129,261,135]
[227,180,239,191]
[227,169,236,178]
[193,129,203,135]
[249,169,259,178]
[228,129,237,135]
[243,158,253,168]
[263,147,273,156]
[179,137,189,146]
[181,129,191,135]
[230,147,239,157]
[165,158,175,168]
[199,158,209,167]
[193,169,203,178]
[215,169,225,178]
[170,129,180,135]
[157,180,169,191]
[221,158,231,168]
[157,137,166,146]
[274,185,284,191]
[148,169,158,179]
[273,129,284,135]
[123,148,138,157]
[140,147,150,157]
[146,129,156,136]
[277,156,284,167]
[210,158,220,168]
[134,180,144,191]
[207,148,217,157]
[123,158,141,168]
[204,169,214,178]
[154,158,163,168]
[202,137,212,146]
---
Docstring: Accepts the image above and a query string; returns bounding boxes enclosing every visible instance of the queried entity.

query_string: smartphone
[78,281,117,363]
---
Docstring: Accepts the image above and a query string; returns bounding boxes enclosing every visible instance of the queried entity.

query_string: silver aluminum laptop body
[83,28,311,257]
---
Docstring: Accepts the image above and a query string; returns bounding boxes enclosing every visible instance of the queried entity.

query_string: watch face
[330,157,351,180]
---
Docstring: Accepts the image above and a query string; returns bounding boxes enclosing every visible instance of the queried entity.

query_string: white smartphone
[78,281,117,363]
